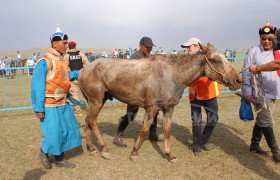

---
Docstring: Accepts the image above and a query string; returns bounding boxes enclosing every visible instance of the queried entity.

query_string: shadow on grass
[171,121,280,178]
[23,169,46,180]
[96,118,191,160]
[213,122,280,179]
[79,117,280,178]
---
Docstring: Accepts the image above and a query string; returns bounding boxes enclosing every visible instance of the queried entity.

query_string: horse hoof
[130,155,138,162]
[101,152,110,159]
[88,150,98,156]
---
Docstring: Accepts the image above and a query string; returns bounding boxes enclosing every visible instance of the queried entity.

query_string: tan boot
[39,149,51,169]
[55,159,75,168]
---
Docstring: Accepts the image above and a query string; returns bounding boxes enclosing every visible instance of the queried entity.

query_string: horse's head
[199,43,241,90]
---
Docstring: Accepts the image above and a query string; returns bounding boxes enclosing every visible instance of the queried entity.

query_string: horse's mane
[145,51,205,65]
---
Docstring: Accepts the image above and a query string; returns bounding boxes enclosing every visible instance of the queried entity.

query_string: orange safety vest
[41,54,71,106]
[189,76,221,101]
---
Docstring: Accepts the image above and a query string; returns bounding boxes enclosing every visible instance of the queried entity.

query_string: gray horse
[78,43,242,162]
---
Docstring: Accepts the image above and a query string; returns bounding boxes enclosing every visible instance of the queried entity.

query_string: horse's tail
[78,68,89,110]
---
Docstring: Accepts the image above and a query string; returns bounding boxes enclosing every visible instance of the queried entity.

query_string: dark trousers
[191,97,218,151]
[117,104,158,134]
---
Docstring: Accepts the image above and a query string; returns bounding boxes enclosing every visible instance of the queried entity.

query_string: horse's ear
[198,42,208,53]
[207,43,215,49]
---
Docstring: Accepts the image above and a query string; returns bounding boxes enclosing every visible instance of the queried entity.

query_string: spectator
[181,37,221,156]
[113,36,163,147]
[32,53,37,62]
[229,50,233,62]
[37,51,41,59]
[101,52,107,58]
[0,57,4,76]
[224,49,230,60]
[4,56,12,78]
[16,51,21,67]
[113,48,119,58]
[242,20,280,162]
[63,41,89,117]
[233,50,236,58]
[31,26,82,169]
[26,57,35,75]
[125,49,130,59]
[118,49,125,59]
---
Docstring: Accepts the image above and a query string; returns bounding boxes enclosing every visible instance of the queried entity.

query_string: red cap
[68,41,77,46]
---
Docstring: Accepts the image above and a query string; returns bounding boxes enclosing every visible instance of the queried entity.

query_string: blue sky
[1,0,280,51]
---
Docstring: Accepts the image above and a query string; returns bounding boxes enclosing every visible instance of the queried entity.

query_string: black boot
[113,131,127,147]
[201,125,215,151]
[262,127,280,162]
[55,153,75,168]
[114,105,139,146]
[249,124,269,155]
[149,115,163,142]
[39,148,51,169]
[192,125,202,156]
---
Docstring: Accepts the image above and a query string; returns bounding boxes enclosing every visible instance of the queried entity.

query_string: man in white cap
[181,37,202,52]
[31,25,82,169]
[181,37,221,156]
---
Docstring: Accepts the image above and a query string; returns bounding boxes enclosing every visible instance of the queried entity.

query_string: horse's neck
[174,55,205,86]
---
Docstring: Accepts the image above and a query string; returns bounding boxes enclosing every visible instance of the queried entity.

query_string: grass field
[1,61,280,179]
[1,94,280,179]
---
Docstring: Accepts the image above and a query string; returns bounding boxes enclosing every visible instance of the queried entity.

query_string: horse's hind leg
[86,98,110,159]
[162,108,176,162]
[130,107,158,161]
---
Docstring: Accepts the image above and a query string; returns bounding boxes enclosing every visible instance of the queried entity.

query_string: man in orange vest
[181,37,221,156]
[31,25,82,169]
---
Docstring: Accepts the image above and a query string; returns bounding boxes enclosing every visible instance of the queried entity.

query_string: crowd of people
[224,49,237,62]
[0,51,41,77]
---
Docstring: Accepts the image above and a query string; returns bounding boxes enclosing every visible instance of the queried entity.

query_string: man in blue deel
[31,25,81,169]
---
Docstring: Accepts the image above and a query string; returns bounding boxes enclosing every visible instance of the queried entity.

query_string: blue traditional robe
[31,57,82,155]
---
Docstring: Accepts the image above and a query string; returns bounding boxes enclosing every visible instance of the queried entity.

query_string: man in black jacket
[113,37,163,147]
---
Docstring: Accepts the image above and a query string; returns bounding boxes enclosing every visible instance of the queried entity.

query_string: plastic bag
[239,98,254,121]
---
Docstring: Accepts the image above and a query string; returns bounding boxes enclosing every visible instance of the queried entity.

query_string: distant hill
[0,48,113,59]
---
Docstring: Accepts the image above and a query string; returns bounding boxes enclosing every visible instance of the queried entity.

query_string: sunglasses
[260,37,273,41]
[50,32,68,42]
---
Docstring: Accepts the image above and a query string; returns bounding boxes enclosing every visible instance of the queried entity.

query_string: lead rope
[204,55,233,85]
[259,73,267,109]
[253,73,267,113]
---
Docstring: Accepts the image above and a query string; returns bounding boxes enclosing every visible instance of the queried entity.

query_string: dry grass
[1,93,280,179]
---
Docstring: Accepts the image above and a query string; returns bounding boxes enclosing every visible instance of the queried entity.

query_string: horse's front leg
[163,107,177,162]
[130,108,157,161]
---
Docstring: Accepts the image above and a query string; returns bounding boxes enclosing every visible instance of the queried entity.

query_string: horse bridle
[204,55,233,86]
